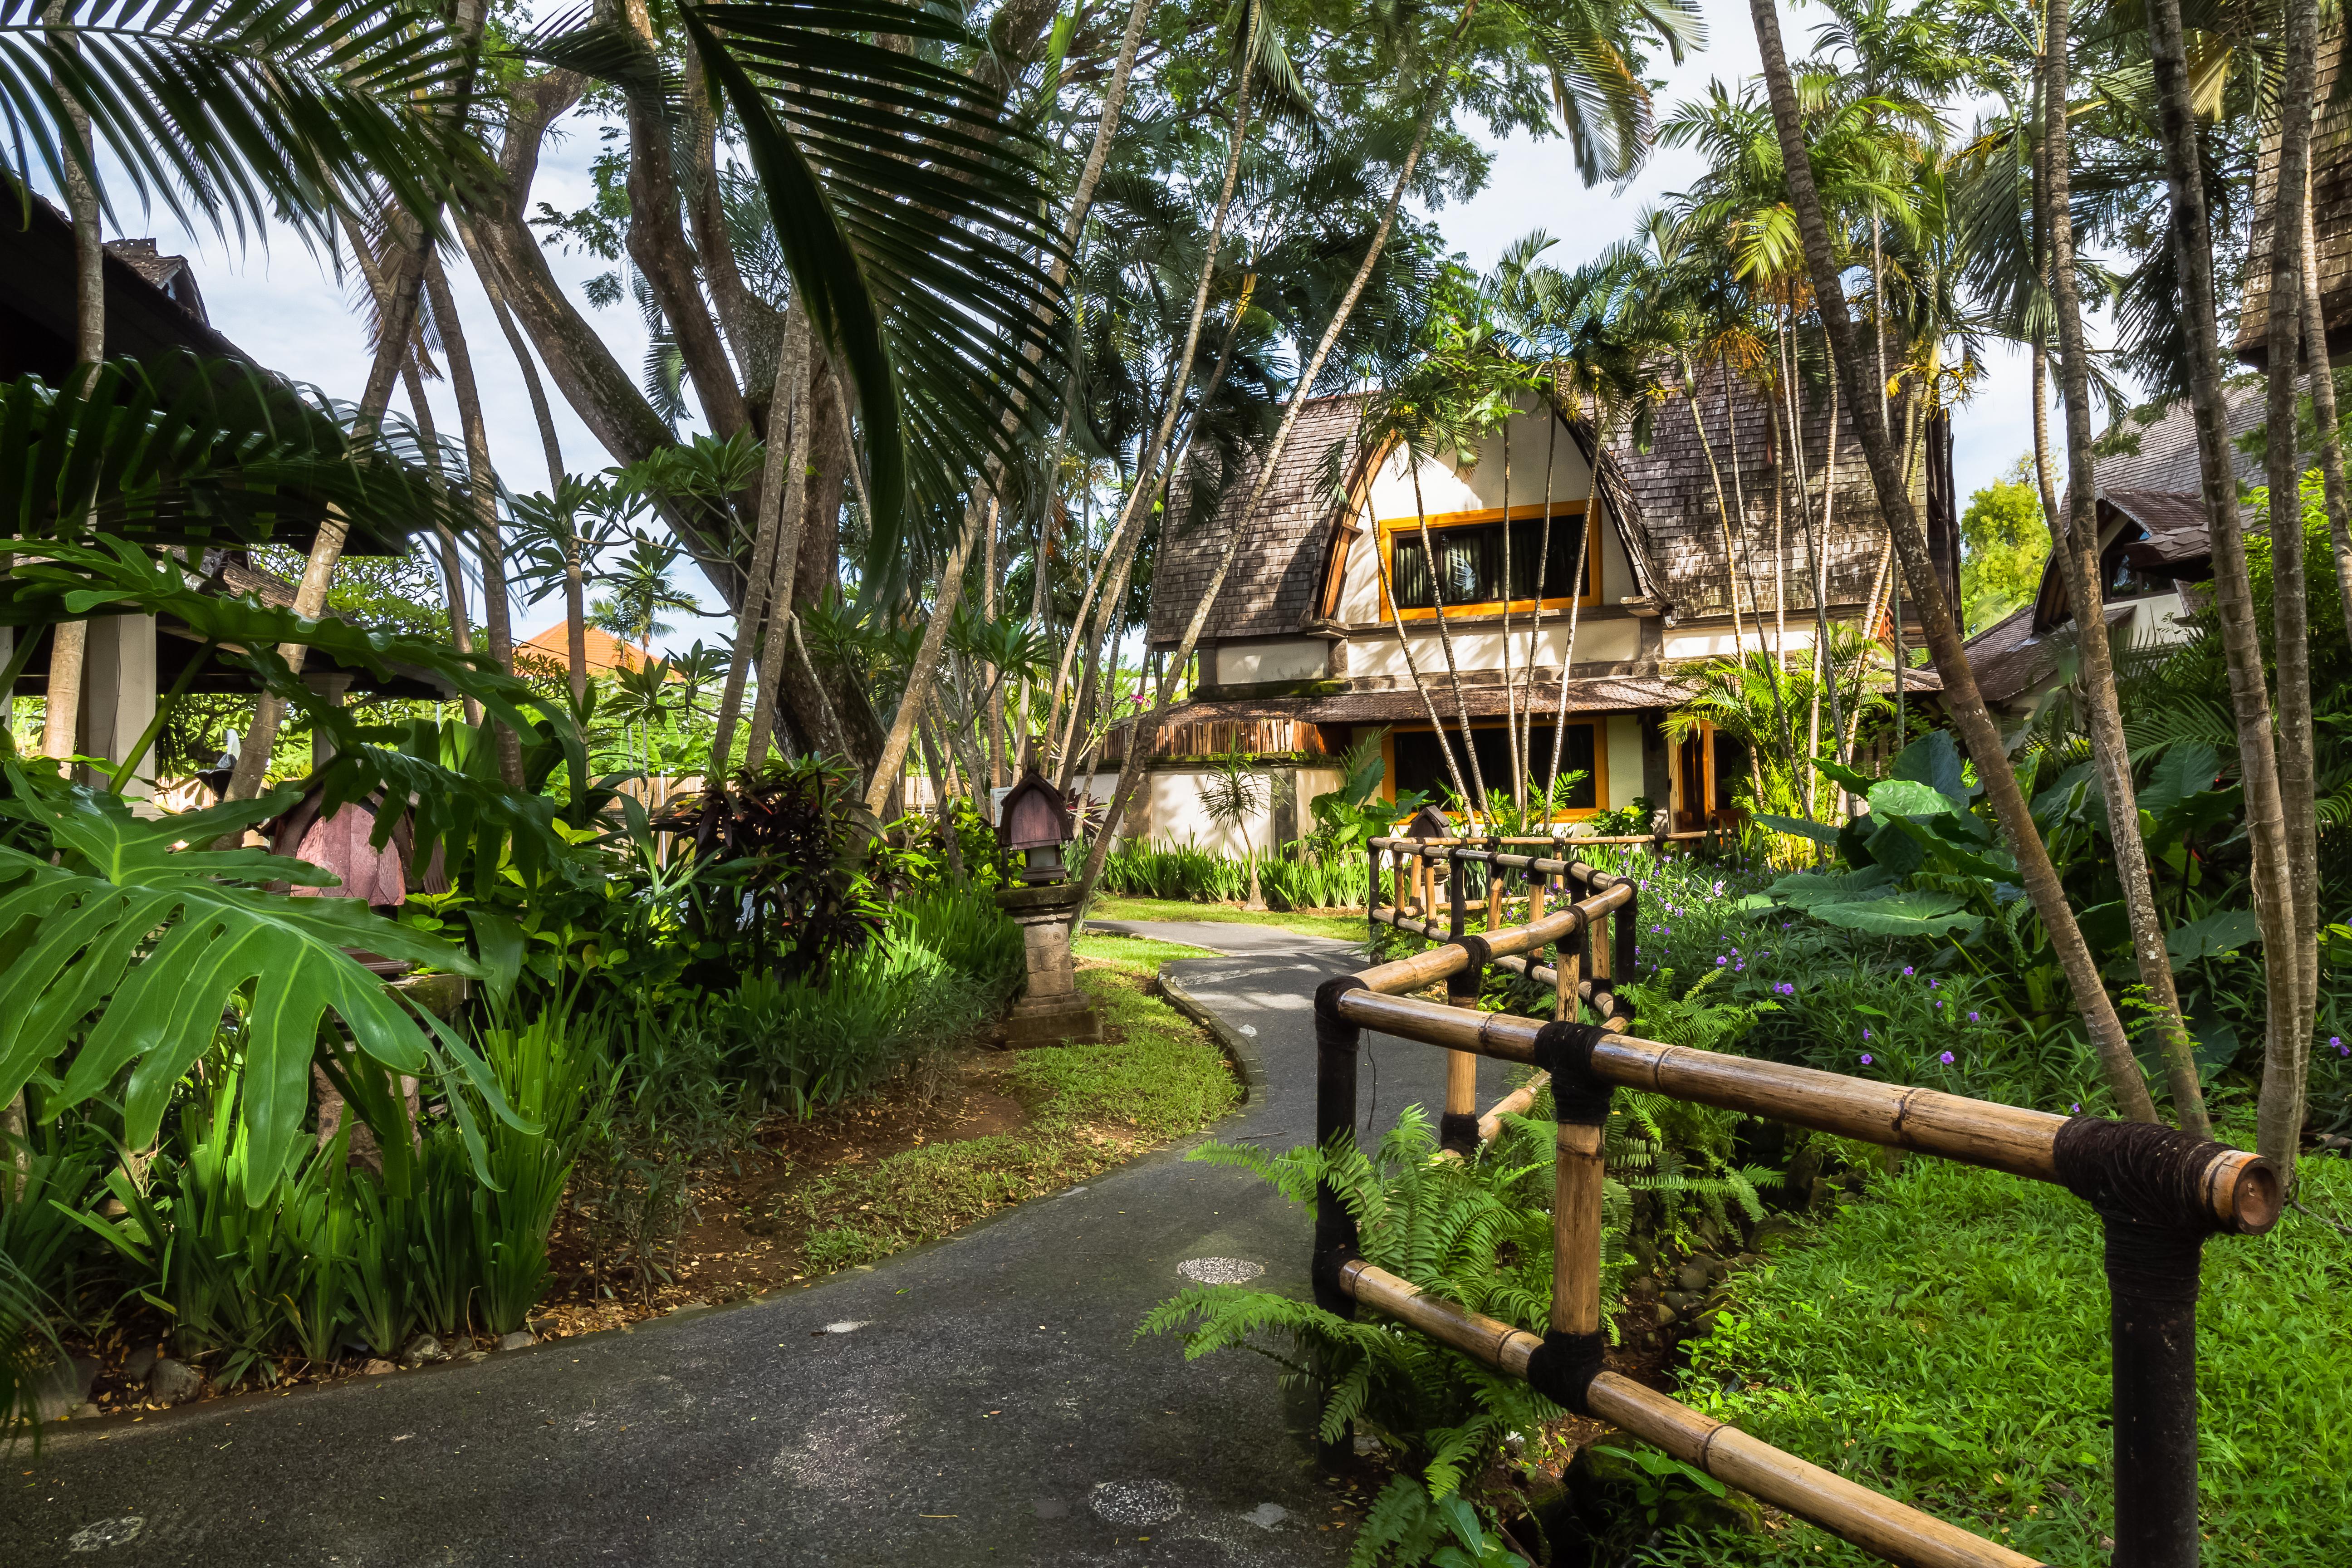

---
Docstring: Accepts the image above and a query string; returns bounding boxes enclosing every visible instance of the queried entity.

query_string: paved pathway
[1083,918,1367,957]
[3,944,1517,1568]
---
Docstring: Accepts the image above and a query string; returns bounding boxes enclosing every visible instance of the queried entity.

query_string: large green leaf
[0,770,499,1205]
[1756,812,1840,846]
[678,0,1068,584]
[0,356,471,550]
[1806,891,1982,937]
[0,0,485,247]
[1889,729,1970,812]
[6,535,583,879]
[1865,778,1958,819]
[1767,865,1897,908]
[2166,909,2259,968]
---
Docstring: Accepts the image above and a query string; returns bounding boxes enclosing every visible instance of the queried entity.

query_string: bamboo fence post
[1485,832,1504,930]
[1550,1049,1610,1341]
[1367,838,1382,946]
[1311,978,1363,1318]
[1442,848,1480,1154]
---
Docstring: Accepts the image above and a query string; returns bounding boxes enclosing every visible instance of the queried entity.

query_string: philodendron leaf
[2166,909,2260,968]
[1890,729,1970,811]
[1866,779,1958,819]
[1767,866,1898,907]
[1756,813,1841,846]
[0,769,488,1206]
[1806,891,1982,936]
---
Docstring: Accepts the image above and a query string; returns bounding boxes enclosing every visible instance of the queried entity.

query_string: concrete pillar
[76,615,157,800]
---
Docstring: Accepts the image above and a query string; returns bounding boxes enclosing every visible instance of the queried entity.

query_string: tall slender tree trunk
[1411,465,1493,819]
[715,305,811,774]
[2303,199,2352,639]
[1542,476,1597,813]
[1516,385,1561,799]
[865,500,987,816]
[461,218,583,703]
[2144,0,2307,1163]
[1747,0,2158,1122]
[1724,356,1797,775]
[2263,0,2323,1159]
[402,367,487,730]
[1374,504,1476,808]
[1499,417,1524,810]
[422,252,523,787]
[2043,4,2208,1132]
[1043,49,1257,764]
[40,0,102,764]
[742,312,817,769]
[1070,4,1481,925]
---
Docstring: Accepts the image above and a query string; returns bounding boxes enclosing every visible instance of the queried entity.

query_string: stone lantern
[991,769,1101,1045]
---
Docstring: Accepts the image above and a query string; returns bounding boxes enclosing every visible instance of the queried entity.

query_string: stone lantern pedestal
[994,881,1101,1046]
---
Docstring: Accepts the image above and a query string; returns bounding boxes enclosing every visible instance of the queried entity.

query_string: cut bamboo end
[2204,1149,2281,1235]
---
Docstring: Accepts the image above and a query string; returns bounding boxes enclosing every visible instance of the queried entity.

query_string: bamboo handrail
[1334,1261,2043,1568]
[1331,990,2281,1233]
[1358,883,1632,995]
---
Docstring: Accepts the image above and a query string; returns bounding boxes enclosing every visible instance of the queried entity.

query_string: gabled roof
[2084,380,2265,495]
[2237,29,2352,367]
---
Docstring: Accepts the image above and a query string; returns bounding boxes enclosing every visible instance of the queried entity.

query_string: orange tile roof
[516,622,654,676]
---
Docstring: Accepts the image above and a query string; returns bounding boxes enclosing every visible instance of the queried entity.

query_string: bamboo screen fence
[1321,832,2282,1568]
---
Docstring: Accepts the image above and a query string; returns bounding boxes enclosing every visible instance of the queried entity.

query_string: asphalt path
[5,936,1516,1567]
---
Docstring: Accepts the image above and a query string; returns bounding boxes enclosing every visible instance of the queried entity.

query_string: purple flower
[1930,979,1940,989]
[1968,1011,1980,1023]
[2071,1103,2082,1114]
[1715,956,1727,966]
[1862,1028,1872,1040]
[1934,1000,1943,1009]
[1860,1054,1874,1066]
[1902,965,1915,977]
[1939,1051,1955,1065]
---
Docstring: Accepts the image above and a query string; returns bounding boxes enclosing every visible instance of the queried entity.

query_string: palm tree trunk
[460,218,582,704]
[2303,197,2352,639]
[980,483,1000,799]
[421,251,523,787]
[40,0,102,764]
[1682,359,1749,694]
[1499,416,1523,812]
[2263,0,2323,1157]
[864,499,987,816]
[1747,0,2158,1122]
[1723,355,1797,776]
[1516,384,1561,798]
[2144,0,2307,1161]
[1373,490,1477,809]
[715,305,810,774]
[2043,2,2209,1133]
[1070,4,1480,925]
[400,365,487,730]
[742,312,818,770]
[1542,475,1597,813]
[1411,465,1493,819]
[1042,51,1257,768]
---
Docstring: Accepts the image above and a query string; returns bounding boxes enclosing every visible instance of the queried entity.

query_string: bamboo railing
[1322,834,2282,1568]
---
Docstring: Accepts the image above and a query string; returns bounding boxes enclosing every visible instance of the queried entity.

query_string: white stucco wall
[1347,618,1640,682]
[1213,637,1329,685]
[1137,765,1344,856]
[1605,714,1643,810]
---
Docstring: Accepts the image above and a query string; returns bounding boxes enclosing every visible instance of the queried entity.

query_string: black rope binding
[1522,1328,1608,1415]
[2049,1116,2230,1234]
[1531,1020,1613,1124]
[1313,974,1369,1031]
[1438,1112,1480,1152]
[1457,931,1494,969]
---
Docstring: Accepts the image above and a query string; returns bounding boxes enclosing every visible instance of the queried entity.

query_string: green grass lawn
[1070,931,1218,970]
[1088,894,1370,943]
[1652,1151,2352,1566]
[786,961,1240,1272]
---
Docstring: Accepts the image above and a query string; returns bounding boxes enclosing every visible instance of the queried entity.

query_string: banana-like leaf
[0,769,497,1206]
[680,0,1069,583]
[0,0,485,246]
[1864,778,1958,819]
[1755,812,1839,846]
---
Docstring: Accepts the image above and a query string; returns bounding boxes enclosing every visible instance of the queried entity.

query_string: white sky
[115,0,2116,658]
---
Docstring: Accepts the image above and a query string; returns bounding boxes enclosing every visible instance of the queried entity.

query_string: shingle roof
[1146,394,1367,644]
[2086,381,2265,495]
[2104,490,2220,570]
[1618,364,1889,621]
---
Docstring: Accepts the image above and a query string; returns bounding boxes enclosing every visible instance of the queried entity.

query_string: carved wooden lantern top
[999,768,1073,853]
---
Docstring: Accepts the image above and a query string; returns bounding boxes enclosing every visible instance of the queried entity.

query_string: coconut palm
[1743,0,2160,1122]
[1200,745,1271,911]
[591,537,705,652]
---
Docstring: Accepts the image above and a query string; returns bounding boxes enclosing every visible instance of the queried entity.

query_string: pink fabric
[292,804,406,905]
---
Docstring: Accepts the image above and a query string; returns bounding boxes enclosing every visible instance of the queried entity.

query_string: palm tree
[1744,0,2158,1122]
[1199,746,1271,911]
[591,538,705,652]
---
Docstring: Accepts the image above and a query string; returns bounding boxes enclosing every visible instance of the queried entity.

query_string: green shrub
[1100,839,1369,907]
